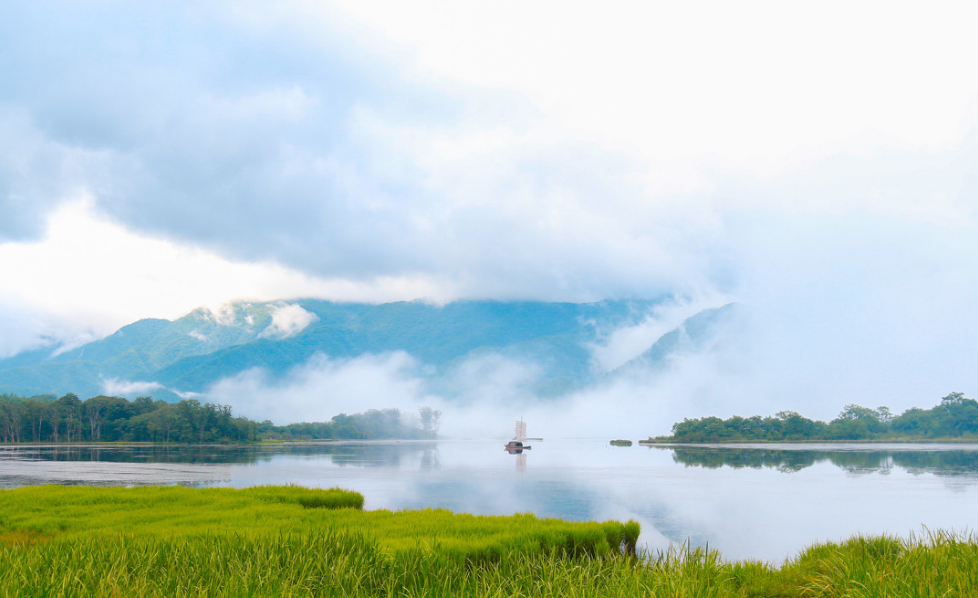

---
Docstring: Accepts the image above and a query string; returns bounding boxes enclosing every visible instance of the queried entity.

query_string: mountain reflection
[659,446,978,478]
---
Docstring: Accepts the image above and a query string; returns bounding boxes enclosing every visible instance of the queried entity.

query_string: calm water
[3,440,978,562]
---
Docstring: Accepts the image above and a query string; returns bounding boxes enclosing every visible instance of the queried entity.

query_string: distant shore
[639,438,978,445]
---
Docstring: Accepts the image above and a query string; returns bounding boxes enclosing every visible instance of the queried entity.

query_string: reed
[0,485,637,560]
[2,486,977,597]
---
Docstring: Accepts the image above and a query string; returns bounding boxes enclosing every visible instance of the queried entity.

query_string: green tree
[23,400,48,442]
[0,401,22,442]
[776,410,822,440]
[418,406,442,435]
[82,396,129,441]
[56,393,82,442]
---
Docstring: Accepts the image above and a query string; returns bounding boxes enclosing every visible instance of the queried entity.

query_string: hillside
[0,298,731,401]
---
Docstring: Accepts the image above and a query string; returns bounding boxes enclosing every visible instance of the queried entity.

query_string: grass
[1,486,977,597]
[0,485,638,562]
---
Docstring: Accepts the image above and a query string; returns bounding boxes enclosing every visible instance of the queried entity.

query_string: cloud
[0,294,108,359]
[201,349,545,435]
[718,209,978,421]
[2,1,976,306]
[181,264,978,439]
[328,0,978,172]
[100,378,164,397]
[0,299,59,359]
[196,305,739,438]
[1,0,978,422]
[589,295,732,373]
[0,110,96,242]
[0,201,391,354]
[206,352,436,424]
[259,304,319,339]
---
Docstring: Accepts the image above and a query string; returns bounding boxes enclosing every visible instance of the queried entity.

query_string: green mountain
[0,299,731,400]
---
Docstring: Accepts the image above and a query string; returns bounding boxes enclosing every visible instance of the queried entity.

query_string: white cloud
[328,0,978,178]
[100,378,164,397]
[215,86,318,122]
[589,294,732,373]
[206,352,435,424]
[198,330,733,439]
[0,201,449,354]
[0,200,312,321]
[259,303,319,339]
[436,354,543,407]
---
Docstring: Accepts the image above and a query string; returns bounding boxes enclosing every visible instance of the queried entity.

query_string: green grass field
[1,485,976,597]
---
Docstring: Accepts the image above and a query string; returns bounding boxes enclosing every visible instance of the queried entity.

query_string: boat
[505,419,531,453]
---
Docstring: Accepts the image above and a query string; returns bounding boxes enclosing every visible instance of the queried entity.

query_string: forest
[0,393,439,444]
[658,392,978,442]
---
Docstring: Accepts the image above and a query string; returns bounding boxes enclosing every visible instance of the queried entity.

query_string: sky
[1,1,978,427]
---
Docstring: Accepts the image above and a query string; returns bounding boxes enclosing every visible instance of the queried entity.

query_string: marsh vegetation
[0,485,976,596]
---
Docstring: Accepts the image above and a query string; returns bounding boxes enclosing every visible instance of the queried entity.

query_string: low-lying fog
[207,213,978,442]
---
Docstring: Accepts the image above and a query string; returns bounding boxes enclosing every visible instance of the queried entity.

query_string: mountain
[613,303,738,374]
[0,298,733,400]
[0,303,277,399]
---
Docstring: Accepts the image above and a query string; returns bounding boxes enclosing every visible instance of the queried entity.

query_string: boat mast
[515,418,527,443]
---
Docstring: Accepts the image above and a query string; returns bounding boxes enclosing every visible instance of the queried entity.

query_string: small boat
[505,419,532,452]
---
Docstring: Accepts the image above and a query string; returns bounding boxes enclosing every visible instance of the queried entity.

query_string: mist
[189,306,738,439]
[198,212,978,439]
[207,352,435,425]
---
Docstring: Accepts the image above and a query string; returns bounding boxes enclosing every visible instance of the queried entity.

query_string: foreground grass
[0,485,637,561]
[1,486,976,597]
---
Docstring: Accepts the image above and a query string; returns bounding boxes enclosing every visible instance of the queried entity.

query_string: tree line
[0,393,441,443]
[660,392,978,442]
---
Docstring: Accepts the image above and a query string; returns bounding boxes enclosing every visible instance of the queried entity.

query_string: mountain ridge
[0,298,731,401]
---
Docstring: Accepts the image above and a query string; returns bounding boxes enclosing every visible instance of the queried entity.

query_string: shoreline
[641,439,978,447]
[6,437,978,449]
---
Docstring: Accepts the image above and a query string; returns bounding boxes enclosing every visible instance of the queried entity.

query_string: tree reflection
[659,446,978,479]
[329,442,437,468]
[0,441,440,467]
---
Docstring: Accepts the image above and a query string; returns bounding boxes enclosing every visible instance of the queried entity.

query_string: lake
[3,439,978,563]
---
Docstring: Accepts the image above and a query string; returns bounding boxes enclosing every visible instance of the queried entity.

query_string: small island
[643,392,978,443]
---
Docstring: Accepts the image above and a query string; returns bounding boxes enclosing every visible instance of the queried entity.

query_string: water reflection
[326,442,438,468]
[0,442,439,488]
[660,444,978,479]
[4,440,978,562]
[0,444,263,465]
[504,445,529,473]
[420,446,441,471]
[0,442,438,466]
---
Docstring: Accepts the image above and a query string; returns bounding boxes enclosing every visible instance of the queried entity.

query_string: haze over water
[4,440,978,562]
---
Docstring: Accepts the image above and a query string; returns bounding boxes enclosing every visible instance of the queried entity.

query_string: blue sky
[1,1,977,420]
